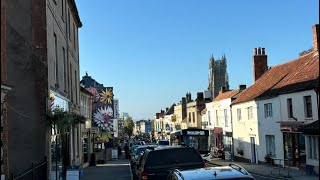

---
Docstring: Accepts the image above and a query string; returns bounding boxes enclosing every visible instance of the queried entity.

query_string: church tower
[208,54,229,98]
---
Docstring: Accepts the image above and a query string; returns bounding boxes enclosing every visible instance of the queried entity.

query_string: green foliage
[264,154,273,163]
[237,148,244,156]
[47,108,86,133]
[124,117,134,137]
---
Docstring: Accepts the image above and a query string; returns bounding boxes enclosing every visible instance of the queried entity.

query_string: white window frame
[224,109,228,127]
[248,106,253,119]
[264,103,273,118]
[266,135,275,156]
[237,108,241,121]
[308,135,319,160]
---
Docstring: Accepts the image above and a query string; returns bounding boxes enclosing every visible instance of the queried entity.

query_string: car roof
[173,164,255,180]
[135,145,157,149]
[153,145,189,150]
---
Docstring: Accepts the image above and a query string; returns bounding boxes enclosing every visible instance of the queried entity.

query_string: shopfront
[281,121,306,170]
[50,90,69,180]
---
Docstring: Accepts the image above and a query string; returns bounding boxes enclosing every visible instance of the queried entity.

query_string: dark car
[130,145,157,166]
[135,146,205,180]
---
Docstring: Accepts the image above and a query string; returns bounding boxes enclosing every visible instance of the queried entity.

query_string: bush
[264,154,273,164]
[237,148,244,156]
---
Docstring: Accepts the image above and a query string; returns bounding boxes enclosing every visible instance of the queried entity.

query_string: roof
[173,164,254,180]
[213,90,240,102]
[233,51,319,104]
[300,120,319,135]
[80,86,93,96]
[68,0,82,27]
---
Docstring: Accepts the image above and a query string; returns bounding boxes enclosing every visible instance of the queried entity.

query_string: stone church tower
[208,54,229,98]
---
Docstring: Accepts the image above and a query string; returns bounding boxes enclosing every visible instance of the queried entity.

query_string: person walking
[124,143,129,159]
[118,145,122,158]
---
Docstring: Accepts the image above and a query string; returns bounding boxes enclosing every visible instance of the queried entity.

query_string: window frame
[304,96,313,118]
[287,98,293,119]
[264,103,273,118]
[237,108,241,121]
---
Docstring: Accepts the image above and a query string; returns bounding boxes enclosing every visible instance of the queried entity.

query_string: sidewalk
[209,158,319,180]
[81,158,132,180]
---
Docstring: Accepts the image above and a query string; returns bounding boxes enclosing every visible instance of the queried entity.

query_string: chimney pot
[258,47,261,55]
[253,48,268,82]
[239,84,247,91]
[254,48,257,55]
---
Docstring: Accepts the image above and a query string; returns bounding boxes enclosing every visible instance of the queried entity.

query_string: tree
[124,117,134,137]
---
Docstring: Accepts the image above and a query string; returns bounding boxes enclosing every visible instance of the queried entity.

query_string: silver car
[168,163,256,180]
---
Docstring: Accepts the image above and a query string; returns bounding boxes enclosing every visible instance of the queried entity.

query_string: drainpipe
[230,104,234,161]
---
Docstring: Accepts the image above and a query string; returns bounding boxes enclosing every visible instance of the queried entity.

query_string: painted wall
[279,90,318,122]
[256,97,284,163]
[232,101,259,163]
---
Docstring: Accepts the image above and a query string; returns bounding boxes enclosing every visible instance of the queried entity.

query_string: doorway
[250,137,256,164]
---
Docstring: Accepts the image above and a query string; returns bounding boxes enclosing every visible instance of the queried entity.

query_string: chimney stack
[253,47,268,82]
[219,87,227,94]
[313,24,319,52]
[239,84,246,91]
[196,92,204,101]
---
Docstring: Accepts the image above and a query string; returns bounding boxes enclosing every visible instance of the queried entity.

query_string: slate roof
[233,51,319,104]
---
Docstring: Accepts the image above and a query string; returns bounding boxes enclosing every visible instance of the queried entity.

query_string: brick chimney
[239,84,246,91]
[313,24,319,52]
[253,47,268,82]
[196,92,204,101]
[219,87,227,94]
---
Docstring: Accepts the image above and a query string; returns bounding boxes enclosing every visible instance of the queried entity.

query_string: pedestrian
[124,143,129,159]
[118,145,122,158]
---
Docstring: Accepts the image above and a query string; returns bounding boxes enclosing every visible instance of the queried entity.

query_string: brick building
[5,0,82,178]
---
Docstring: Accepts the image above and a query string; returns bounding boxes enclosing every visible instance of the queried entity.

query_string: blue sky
[77,0,319,121]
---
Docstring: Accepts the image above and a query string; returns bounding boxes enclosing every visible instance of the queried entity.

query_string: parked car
[130,145,157,166]
[157,140,169,146]
[168,163,256,180]
[136,146,205,180]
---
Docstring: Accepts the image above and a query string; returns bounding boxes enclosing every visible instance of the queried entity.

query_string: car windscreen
[134,147,155,155]
[145,148,203,168]
[158,141,169,145]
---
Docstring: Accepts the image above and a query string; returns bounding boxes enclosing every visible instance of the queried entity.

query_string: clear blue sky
[77,0,319,121]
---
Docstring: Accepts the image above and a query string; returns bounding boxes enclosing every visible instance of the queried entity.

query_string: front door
[250,137,256,164]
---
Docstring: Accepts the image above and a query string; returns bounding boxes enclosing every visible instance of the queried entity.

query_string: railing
[10,157,47,180]
[269,158,290,177]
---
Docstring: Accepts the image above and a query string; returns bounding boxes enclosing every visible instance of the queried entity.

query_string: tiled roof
[213,90,240,102]
[233,51,319,104]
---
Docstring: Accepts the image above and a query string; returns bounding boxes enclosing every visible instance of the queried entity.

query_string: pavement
[209,158,319,180]
[80,158,132,180]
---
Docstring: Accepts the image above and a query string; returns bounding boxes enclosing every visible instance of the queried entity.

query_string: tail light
[141,172,148,180]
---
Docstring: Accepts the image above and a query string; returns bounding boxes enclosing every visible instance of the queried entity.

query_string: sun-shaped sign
[93,106,114,131]
[100,88,113,104]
